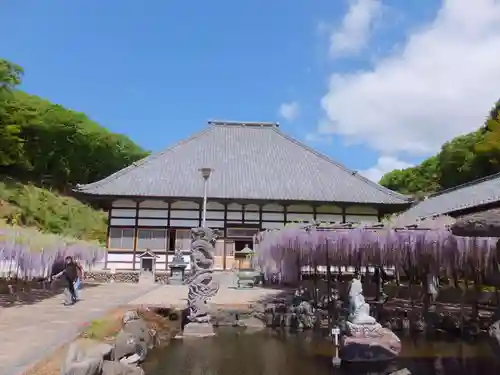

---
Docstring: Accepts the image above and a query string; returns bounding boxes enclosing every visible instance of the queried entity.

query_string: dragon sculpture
[185,227,220,323]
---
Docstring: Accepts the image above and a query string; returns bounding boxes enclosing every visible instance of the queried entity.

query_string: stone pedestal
[179,322,215,338]
[169,265,187,285]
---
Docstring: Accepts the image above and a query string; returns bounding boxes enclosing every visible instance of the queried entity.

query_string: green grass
[0,175,106,243]
[82,318,121,340]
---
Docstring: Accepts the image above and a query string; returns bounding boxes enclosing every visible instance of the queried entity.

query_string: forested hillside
[0,58,149,241]
[380,101,500,196]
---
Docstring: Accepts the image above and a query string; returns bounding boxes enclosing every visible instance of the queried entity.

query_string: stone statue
[341,276,402,363]
[425,273,440,311]
[182,227,220,337]
[347,277,377,326]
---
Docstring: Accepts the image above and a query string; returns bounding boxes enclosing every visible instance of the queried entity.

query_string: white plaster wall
[111,209,136,217]
[138,209,168,218]
[345,215,379,224]
[107,253,133,262]
[107,262,134,270]
[262,212,284,221]
[262,222,284,229]
[170,219,199,227]
[137,218,168,226]
[139,200,169,209]
[315,214,343,222]
[110,218,135,226]
[287,213,315,222]
[112,199,136,207]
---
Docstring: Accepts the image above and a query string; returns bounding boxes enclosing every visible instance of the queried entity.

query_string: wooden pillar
[132,201,140,271]
[258,204,263,230]
[166,201,171,271]
[223,203,228,270]
[198,199,202,227]
[104,205,112,270]
[377,206,384,222]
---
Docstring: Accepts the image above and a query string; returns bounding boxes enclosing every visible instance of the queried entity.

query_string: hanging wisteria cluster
[0,226,105,278]
[254,224,499,284]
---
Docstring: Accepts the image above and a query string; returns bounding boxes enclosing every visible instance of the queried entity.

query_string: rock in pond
[488,319,500,357]
[102,360,145,375]
[62,342,143,375]
[341,327,401,363]
[113,311,153,363]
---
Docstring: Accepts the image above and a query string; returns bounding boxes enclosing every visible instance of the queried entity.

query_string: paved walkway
[1,273,287,375]
[1,283,160,375]
[129,272,287,308]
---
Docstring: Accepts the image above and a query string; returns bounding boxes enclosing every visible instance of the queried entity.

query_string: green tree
[0,58,148,188]
[0,59,23,94]
[0,60,25,166]
[380,99,500,194]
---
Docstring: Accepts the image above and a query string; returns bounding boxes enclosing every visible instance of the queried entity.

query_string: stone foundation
[84,271,170,284]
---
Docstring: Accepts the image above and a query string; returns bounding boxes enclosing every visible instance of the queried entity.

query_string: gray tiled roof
[75,121,410,204]
[397,172,500,220]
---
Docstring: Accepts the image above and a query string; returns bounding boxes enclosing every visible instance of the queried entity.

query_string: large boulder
[341,327,401,363]
[113,311,154,363]
[113,331,148,364]
[123,319,153,348]
[61,342,105,375]
[102,361,145,375]
[488,320,500,357]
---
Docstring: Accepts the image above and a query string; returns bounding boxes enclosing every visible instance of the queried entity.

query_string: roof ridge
[427,171,500,199]
[268,127,411,202]
[209,120,279,127]
[76,126,214,192]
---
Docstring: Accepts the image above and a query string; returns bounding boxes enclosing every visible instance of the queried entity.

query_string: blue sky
[3,0,491,182]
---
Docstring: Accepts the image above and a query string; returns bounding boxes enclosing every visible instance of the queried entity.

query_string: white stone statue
[342,276,402,361]
[347,277,378,326]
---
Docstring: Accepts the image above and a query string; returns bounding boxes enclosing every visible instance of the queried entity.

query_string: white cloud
[359,156,414,182]
[305,132,332,144]
[319,0,500,157]
[329,0,382,56]
[278,101,300,121]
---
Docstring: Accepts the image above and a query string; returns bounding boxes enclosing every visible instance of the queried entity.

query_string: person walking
[73,258,85,299]
[51,255,82,305]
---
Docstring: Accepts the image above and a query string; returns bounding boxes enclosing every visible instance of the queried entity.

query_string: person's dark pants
[64,274,77,302]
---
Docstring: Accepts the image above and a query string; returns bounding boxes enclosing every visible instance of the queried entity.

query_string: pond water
[145,328,500,375]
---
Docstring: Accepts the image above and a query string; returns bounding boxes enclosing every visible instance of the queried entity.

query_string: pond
[144,328,500,375]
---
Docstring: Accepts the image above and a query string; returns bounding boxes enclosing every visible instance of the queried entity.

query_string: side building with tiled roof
[75,120,411,271]
[396,172,500,222]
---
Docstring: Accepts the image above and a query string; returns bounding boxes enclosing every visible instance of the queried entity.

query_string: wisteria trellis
[0,226,105,278]
[254,225,499,284]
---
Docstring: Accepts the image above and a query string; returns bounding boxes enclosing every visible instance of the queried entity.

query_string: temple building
[75,120,411,271]
[398,172,500,221]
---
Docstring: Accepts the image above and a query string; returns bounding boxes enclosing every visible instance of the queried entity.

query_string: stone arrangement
[181,227,221,338]
[84,271,169,284]
[61,310,157,375]
[340,276,401,362]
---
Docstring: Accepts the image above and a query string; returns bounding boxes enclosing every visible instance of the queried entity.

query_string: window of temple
[109,228,134,249]
[174,229,191,251]
[137,228,167,250]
